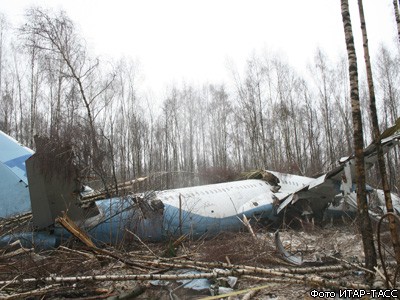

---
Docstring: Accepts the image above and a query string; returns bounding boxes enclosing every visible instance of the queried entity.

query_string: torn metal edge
[274,230,303,266]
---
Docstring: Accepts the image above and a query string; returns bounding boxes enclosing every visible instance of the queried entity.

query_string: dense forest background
[0,8,399,192]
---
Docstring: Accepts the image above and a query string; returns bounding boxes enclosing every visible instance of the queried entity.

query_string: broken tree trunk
[56,213,96,248]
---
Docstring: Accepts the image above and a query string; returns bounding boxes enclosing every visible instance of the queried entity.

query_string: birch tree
[393,0,400,44]
[358,0,400,264]
[375,46,400,191]
[341,0,377,275]
[20,7,115,185]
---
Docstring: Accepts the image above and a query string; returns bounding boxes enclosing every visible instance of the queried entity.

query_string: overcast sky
[0,0,398,93]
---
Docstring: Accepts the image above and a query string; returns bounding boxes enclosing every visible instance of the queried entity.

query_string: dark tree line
[0,7,399,192]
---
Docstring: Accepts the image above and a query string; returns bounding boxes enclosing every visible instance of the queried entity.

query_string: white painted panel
[0,131,34,185]
[0,161,31,218]
[156,179,273,218]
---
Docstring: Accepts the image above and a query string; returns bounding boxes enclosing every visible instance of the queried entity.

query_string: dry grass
[189,231,279,266]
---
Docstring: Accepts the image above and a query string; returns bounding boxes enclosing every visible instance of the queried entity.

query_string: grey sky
[0,1,398,93]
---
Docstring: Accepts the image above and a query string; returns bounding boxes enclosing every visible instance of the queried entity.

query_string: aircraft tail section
[26,135,99,229]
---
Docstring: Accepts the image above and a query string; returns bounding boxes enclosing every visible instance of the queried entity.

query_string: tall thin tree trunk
[341,0,377,275]
[29,47,36,148]
[394,0,400,43]
[358,0,400,264]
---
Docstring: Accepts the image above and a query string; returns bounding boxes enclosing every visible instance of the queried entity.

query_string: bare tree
[341,0,377,275]
[358,0,400,264]
[0,14,5,110]
[393,0,400,44]
[208,84,232,170]
[0,14,7,132]
[27,37,41,148]
[375,46,400,191]
[20,7,115,185]
[310,49,336,167]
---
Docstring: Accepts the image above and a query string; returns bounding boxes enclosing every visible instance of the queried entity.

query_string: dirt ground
[135,222,370,299]
[0,218,398,299]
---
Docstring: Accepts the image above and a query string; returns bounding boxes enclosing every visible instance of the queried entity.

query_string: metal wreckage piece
[0,130,399,257]
[0,131,33,218]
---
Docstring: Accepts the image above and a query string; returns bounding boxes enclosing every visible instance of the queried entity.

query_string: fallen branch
[132,258,211,272]
[0,284,61,300]
[152,258,368,289]
[0,247,33,259]
[0,268,246,286]
[126,229,158,257]
[58,246,96,260]
[56,215,149,271]
[157,257,351,274]
[238,215,257,240]
[56,213,96,248]
[327,255,374,274]
[0,261,366,290]
[242,274,305,285]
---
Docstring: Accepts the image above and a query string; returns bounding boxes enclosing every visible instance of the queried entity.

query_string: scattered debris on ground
[1,217,398,299]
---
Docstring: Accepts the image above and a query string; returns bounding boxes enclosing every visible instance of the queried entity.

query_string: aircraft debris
[0,131,33,218]
[0,130,400,250]
[0,129,400,298]
[1,227,385,298]
[274,231,303,265]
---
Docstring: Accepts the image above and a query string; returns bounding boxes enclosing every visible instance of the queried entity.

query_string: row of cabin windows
[281,180,301,187]
[179,183,262,198]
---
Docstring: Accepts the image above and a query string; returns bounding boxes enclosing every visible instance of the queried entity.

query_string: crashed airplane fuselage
[0,131,282,248]
[88,179,278,244]
[0,130,399,249]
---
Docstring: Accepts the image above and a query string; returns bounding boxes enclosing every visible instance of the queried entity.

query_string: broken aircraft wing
[275,132,400,215]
